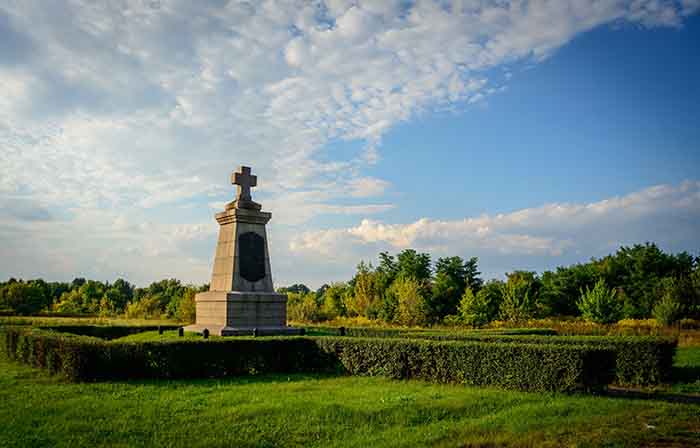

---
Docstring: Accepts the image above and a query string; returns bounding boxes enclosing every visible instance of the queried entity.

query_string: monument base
[184,324,304,336]
[185,290,303,336]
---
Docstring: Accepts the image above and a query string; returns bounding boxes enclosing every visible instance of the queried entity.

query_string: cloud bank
[289,181,700,281]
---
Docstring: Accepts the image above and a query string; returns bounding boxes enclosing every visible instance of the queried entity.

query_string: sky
[1,0,699,289]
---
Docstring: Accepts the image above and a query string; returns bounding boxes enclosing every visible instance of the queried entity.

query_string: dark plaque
[239,232,266,282]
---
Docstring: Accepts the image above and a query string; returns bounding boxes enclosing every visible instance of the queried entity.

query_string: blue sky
[1,1,699,288]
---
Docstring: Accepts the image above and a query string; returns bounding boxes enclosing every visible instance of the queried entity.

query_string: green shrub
[458,287,489,327]
[577,280,622,324]
[392,276,430,326]
[499,277,537,321]
[653,293,684,326]
[412,333,676,385]
[315,337,613,392]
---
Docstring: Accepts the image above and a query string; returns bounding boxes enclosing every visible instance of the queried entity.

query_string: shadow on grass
[604,386,700,404]
[672,364,700,384]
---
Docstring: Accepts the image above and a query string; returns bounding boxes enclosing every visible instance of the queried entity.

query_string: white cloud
[348,177,391,197]
[288,181,700,283]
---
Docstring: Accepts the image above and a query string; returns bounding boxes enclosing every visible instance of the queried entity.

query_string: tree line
[2,243,698,326]
[0,277,206,322]
[283,243,700,326]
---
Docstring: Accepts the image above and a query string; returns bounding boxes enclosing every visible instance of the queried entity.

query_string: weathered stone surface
[185,166,301,336]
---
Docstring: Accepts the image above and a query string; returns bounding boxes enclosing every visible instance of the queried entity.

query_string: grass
[114,330,221,342]
[1,346,699,447]
[672,347,700,395]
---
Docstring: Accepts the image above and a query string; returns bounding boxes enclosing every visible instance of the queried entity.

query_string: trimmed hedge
[1,325,674,387]
[409,334,677,386]
[1,327,330,381]
[1,326,614,391]
[315,337,613,392]
[303,326,675,385]
[304,325,558,338]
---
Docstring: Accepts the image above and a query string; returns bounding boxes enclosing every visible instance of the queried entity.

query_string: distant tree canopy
[2,243,698,327]
[282,243,699,326]
[0,277,207,322]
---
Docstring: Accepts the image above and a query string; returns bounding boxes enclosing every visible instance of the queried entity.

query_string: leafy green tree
[393,276,429,326]
[320,283,348,319]
[458,287,489,327]
[2,282,47,315]
[577,279,622,324]
[428,256,483,322]
[653,293,683,326]
[287,292,322,322]
[603,243,695,318]
[315,284,330,300]
[376,252,399,282]
[540,263,597,316]
[278,284,311,295]
[346,262,380,317]
[175,289,197,323]
[53,289,86,314]
[499,274,538,321]
[396,249,431,282]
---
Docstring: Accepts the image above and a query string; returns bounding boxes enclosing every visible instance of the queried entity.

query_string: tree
[376,252,398,282]
[429,256,483,321]
[396,249,431,282]
[478,280,504,321]
[653,293,683,326]
[393,276,429,327]
[315,284,330,300]
[458,287,489,327]
[540,263,597,316]
[499,274,538,322]
[577,279,622,324]
[3,282,47,315]
[53,289,86,314]
[346,262,379,317]
[287,292,322,322]
[279,284,311,295]
[175,289,197,323]
[320,283,348,319]
[429,271,462,322]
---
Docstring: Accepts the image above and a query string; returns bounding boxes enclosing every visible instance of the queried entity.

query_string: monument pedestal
[186,291,302,336]
[185,166,302,337]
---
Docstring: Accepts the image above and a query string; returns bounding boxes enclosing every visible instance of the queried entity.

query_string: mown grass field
[1,342,698,447]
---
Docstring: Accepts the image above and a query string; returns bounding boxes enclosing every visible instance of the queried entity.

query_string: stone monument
[185,166,301,336]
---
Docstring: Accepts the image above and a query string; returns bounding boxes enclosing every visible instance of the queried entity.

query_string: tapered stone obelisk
[185,166,301,336]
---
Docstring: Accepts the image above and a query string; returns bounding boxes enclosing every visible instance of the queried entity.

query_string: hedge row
[409,334,677,385]
[1,326,614,391]
[315,337,613,392]
[303,326,675,385]
[304,325,557,338]
[1,327,330,380]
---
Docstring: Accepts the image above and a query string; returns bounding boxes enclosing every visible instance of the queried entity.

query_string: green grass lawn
[672,347,700,395]
[1,348,698,448]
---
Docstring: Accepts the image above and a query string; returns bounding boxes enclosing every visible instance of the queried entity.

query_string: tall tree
[396,249,431,282]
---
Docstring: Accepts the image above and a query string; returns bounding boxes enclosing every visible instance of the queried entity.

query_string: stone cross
[232,166,257,202]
